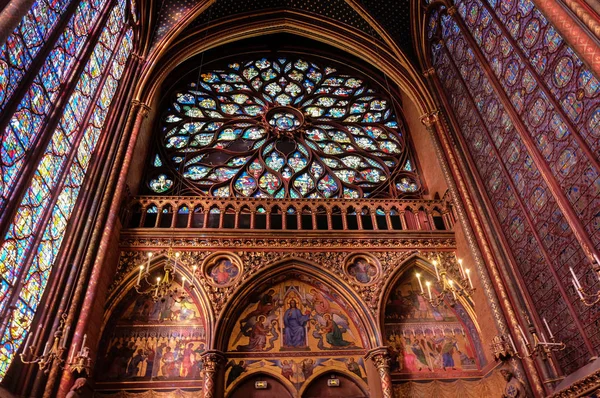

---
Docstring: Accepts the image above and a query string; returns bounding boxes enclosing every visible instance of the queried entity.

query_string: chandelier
[414,256,475,307]
[134,250,196,301]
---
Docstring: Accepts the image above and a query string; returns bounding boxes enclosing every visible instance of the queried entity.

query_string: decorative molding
[111,248,462,320]
[550,368,600,397]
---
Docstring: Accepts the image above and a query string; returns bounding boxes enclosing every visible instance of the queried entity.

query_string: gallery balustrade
[121,196,455,232]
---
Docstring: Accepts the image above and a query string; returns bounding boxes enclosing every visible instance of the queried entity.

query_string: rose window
[148,57,422,198]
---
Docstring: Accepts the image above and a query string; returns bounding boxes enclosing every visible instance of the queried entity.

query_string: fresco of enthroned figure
[383,267,486,378]
[229,278,365,352]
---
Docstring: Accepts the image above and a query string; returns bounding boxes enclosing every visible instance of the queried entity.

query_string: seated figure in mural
[239,289,276,332]
[321,313,353,347]
[283,299,311,348]
[237,315,268,351]
[210,259,238,285]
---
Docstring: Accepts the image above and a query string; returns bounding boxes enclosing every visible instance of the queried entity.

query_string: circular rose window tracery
[148,57,422,199]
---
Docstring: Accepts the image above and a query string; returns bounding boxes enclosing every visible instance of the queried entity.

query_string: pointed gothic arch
[215,257,381,352]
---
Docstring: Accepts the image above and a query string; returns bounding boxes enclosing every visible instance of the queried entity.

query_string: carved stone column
[366,347,393,398]
[201,350,226,398]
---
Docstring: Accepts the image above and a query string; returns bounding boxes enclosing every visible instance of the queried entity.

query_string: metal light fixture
[414,256,475,307]
[500,315,565,360]
[134,249,196,301]
[569,256,600,307]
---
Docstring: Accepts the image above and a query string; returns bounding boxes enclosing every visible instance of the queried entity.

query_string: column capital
[131,99,151,117]
[420,110,440,127]
[423,67,436,77]
[365,346,392,368]
[201,350,226,372]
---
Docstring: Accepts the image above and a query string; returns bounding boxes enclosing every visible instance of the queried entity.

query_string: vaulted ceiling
[144,0,421,66]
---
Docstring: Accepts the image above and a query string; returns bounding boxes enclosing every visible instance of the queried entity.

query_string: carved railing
[121,196,456,233]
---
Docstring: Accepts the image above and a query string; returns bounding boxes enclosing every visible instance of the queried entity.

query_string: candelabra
[504,315,565,360]
[569,256,600,306]
[66,333,92,375]
[20,314,69,373]
[134,250,196,301]
[414,256,475,307]
[20,314,93,375]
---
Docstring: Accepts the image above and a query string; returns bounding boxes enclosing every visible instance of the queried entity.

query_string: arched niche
[300,371,368,398]
[227,372,295,398]
[380,255,486,379]
[93,253,211,390]
[217,261,377,397]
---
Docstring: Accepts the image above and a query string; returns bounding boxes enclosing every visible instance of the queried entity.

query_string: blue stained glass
[0,18,131,383]
[0,0,111,217]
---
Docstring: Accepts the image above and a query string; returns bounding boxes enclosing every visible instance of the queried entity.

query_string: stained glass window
[0,0,76,112]
[426,0,599,373]
[0,1,132,381]
[0,0,111,216]
[149,58,422,199]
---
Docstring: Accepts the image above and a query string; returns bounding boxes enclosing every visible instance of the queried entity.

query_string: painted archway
[380,254,486,380]
[93,253,212,390]
[217,259,379,397]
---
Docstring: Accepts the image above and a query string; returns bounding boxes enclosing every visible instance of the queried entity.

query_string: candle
[543,318,554,339]
[448,280,457,300]
[433,260,440,281]
[426,281,432,300]
[466,268,473,289]
[416,273,424,293]
[593,252,600,265]
[572,278,584,300]
[62,326,70,348]
[517,324,527,344]
[81,334,87,352]
[146,252,153,273]
[137,265,144,285]
[69,346,76,363]
[24,331,32,350]
[569,267,581,289]
[458,258,465,279]
[33,325,41,345]
[540,331,547,343]
[182,276,186,290]
[43,342,50,356]
[155,277,160,296]
[508,334,517,354]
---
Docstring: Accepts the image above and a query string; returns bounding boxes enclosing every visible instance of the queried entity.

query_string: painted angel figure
[312,312,358,349]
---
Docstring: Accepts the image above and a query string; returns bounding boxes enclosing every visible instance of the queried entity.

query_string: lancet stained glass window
[426,0,600,373]
[0,0,132,381]
[149,57,422,199]
[0,0,111,215]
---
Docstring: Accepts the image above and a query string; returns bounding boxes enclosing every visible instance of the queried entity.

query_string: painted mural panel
[224,274,368,395]
[383,268,483,378]
[95,284,206,389]
[228,278,365,352]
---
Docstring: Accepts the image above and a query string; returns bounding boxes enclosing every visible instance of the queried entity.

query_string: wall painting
[384,267,484,379]
[225,274,367,395]
[95,284,206,389]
